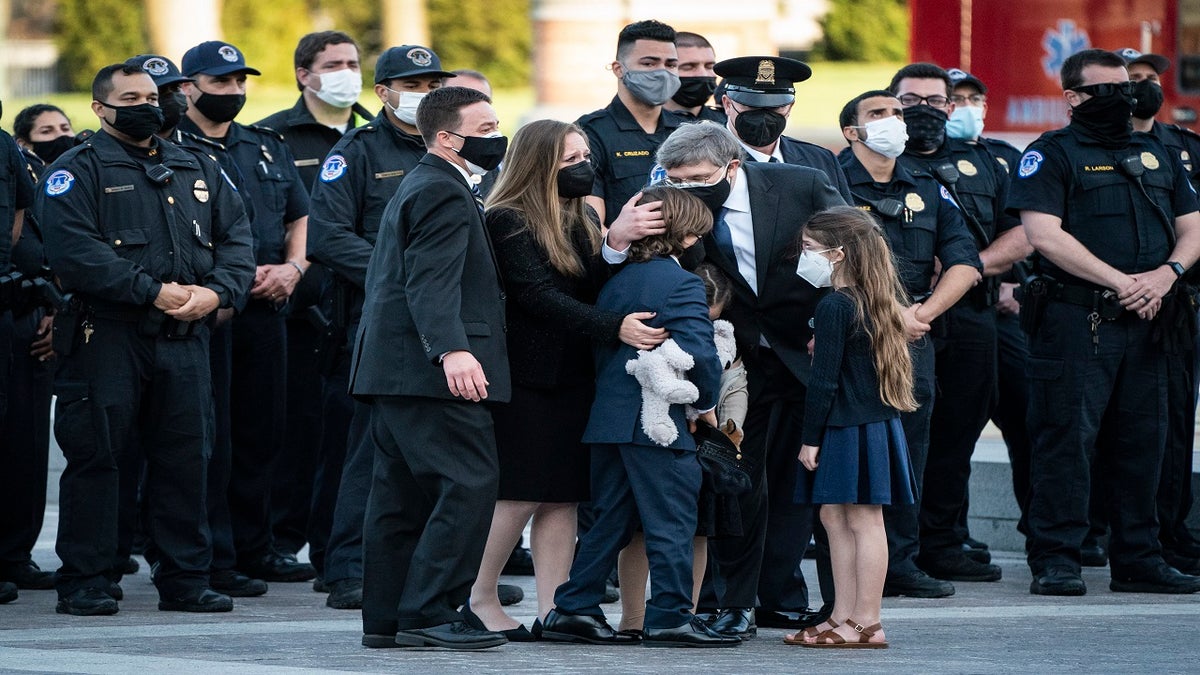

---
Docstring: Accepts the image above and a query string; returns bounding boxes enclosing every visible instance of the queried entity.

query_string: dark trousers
[323,395,372,584]
[271,317,324,554]
[0,309,54,566]
[710,348,817,610]
[1026,302,1167,576]
[362,396,498,635]
[223,303,287,565]
[206,319,237,570]
[307,353,354,578]
[53,318,213,598]
[884,337,936,578]
[1158,334,1199,554]
[920,304,997,556]
[991,310,1033,538]
[555,443,701,629]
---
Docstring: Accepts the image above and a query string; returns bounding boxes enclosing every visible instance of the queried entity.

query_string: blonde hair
[803,206,918,412]
[627,186,713,262]
[486,119,599,276]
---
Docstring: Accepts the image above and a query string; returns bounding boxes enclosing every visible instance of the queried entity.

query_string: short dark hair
[888,62,952,97]
[675,31,712,50]
[1061,48,1128,90]
[13,103,68,142]
[415,86,491,146]
[294,31,358,91]
[92,63,147,102]
[839,89,897,130]
[616,20,676,61]
[450,68,489,83]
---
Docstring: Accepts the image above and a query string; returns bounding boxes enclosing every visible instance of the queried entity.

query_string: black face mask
[100,101,165,141]
[32,135,75,164]
[733,108,788,147]
[903,105,948,153]
[682,176,732,214]
[192,91,246,123]
[1070,91,1134,148]
[672,76,718,109]
[453,133,508,172]
[557,160,594,199]
[1132,79,1164,120]
[160,90,189,131]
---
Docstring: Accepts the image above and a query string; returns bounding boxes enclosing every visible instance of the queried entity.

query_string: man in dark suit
[348,86,510,650]
[626,121,844,638]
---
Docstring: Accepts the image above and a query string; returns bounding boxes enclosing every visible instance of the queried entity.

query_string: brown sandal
[782,618,839,645]
[800,618,888,649]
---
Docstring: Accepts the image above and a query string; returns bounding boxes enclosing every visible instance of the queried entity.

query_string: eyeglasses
[897,93,950,108]
[1071,81,1134,98]
[660,162,728,188]
[802,244,843,255]
[950,93,986,106]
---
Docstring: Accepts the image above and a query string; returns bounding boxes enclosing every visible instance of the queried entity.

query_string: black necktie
[470,182,484,214]
[712,207,736,262]
[768,156,780,163]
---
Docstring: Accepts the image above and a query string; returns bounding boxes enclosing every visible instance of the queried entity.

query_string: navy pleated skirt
[793,417,918,506]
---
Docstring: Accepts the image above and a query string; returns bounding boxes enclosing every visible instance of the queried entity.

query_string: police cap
[181,41,262,77]
[713,56,811,108]
[946,68,987,94]
[374,45,454,85]
[1115,47,1170,74]
[126,54,193,88]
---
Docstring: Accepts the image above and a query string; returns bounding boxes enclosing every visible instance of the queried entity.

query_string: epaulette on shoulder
[575,108,608,125]
[178,130,224,151]
[1171,124,1200,143]
[244,123,286,141]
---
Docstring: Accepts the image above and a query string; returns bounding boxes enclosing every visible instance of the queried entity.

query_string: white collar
[724,166,751,213]
[738,140,783,164]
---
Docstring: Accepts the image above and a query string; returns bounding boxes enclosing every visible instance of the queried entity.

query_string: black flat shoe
[502,546,535,576]
[56,587,118,616]
[709,607,756,638]
[539,608,641,645]
[326,579,362,609]
[1030,567,1086,596]
[240,552,315,583]
[919,553,1002,582]
[502,625,536,642]
[1111,564,1200,594]
[0,561,55,590]
[643,618,741,648]
[1080,545,1108,567]
[0,581,17,604]
[394,621,508,649]
[210,569,268,598]
[883,570,955,598]
[362,633,402,649]
[158,588,233,612]
[497,583,524,606]
[755,608,829,630]
[105,581,123,601]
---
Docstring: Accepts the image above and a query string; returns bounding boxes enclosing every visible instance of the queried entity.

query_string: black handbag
[693,421,753,496]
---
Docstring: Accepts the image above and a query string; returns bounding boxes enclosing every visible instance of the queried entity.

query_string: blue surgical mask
[946,105,985,140]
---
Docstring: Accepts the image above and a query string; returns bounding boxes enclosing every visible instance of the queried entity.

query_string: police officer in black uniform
[714,56,852,201]
[178,41,314,584]
[1010,48,1200,596]
[36,63,255,615]
[663,31,725,124]
[305,44,450,610]
[837,89,982,600]
[887,63,1031,590]
[578,19,682,225]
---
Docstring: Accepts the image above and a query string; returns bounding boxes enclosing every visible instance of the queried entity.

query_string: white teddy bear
[625,338,698,446]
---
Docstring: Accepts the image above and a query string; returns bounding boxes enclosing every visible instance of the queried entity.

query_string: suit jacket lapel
[746,167,779,295]
[426,155,507,291]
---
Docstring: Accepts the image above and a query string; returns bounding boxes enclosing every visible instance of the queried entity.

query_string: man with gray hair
[625,121,844,638]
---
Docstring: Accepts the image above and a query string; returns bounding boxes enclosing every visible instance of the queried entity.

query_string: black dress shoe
[362,633,402,649]
[709,608,756,638]
[540,608,641,645]
[919,553,1002,582]
[1030,567,1087,596]
[312,576,328,593]
[497,583,524,606]
[122,556,140,575]
[1111,564,1200,594]
[461,602,537,641]
[502,546,535,576]
[755,608,828,630]
[643,618,742,648]
[327,578,363,609]
[57,588,118,616]
[241,552,316,583]
[961,542,993,564]
[883,570,955,598]
[1080,545,1108,567]
[0,561,55,590]
[694,611,718,624]
[394,621,508,649]
[1164,553,1200,576]
[0,581,17,604]
[210,569,268,597]
[105,581,123,601]
[158,588,234,612]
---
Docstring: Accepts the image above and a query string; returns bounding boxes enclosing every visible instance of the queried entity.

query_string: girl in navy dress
[788,206,919,649]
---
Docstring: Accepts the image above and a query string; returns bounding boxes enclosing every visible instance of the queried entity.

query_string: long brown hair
[803,206,917,412]
[486,119,599,276]
[627,186,713,262]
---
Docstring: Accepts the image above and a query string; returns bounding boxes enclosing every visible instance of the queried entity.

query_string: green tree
[816,0,908,62]
[55,0,148,91]
[428,0,532,88]
[222,0,313,88]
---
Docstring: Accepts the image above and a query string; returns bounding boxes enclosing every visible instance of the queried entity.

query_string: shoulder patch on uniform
[938,185,957,206]
[648,163,667,185]
[320,154,348,183]
[1017,150,1044,178]
[44,169,75,197]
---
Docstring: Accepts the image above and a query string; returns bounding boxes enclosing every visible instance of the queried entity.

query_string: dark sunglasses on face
[1071,81,1134,98]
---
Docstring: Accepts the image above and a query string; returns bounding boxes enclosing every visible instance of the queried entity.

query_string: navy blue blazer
[582,256,722,450]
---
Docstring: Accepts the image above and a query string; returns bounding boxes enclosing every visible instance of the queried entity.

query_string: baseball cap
[947,68,987,94]
[1115,47,1170,74]
[181,41,262,77]
[126,54,193,88]
[374,45,454,84]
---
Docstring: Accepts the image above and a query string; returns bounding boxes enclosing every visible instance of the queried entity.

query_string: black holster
[1018,275,1051,335]
[307,305,343,376]
[52,300,82,356]
[1152,287,1199,354]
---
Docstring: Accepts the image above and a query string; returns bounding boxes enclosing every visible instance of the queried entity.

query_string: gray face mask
[622,67,681,106]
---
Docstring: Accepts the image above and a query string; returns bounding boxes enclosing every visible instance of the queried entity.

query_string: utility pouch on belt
[1019,276,1050,335]
[52,301,82,356]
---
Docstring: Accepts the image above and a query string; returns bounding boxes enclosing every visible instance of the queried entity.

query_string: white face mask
[946,105,985,140]
[312,68,362,109]
[858,115,909,159]
[387,89,425,126]
[795,248,840,288]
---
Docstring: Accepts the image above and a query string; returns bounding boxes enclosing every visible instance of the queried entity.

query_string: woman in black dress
[466,119,666,637]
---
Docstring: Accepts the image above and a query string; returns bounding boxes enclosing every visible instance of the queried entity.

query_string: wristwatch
[1167,260,1186,278]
